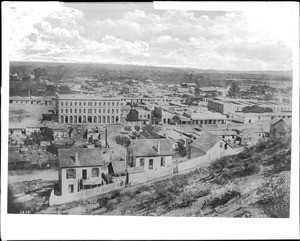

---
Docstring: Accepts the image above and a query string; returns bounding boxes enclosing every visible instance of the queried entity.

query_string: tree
[124,125,132,132]
[194,87,200,97]
[115,135,131,147]
[172,115,181,125]
[134,125,141,132]
[176,141,187,157]
[126,109,139,122]
[228,82,240,96]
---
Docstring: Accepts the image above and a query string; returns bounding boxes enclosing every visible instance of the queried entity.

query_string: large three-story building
[56,93,121,124]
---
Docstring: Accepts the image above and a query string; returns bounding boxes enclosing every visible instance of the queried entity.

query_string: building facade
[56,93,121,124]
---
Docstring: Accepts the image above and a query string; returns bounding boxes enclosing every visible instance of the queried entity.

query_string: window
[75,102,77,106]
[149,159,153,170]
[75,109,77,113]
[161,157,165,166]
[94,109,97,113]
[112,109,114,114]
[66,169,76,179]
[99,102,102,107]
[88,109,92,114]
[66,109,68,114]
[140,158,144,167]
[103,109,106,114]
[79,102,81,106]
[84,102,86,106]
[116,109,119,114]
[61,102,64,106]
[84,109,86,114]
[68,184,74,193]
[70,109,72,113]
[94,102,97,106]
[103,102,106,107]
[99,109,101,114]
[107,109,110,114]
[70,102,72,106]
[79,109,81,114]
[61,109,63,113]
[117,102,119,106]
[112,102,115,106]
[66,101,68,106]
[108,102,110,107]
[224,144,228,150]
[220,142,223,148]
[92,168,99,177]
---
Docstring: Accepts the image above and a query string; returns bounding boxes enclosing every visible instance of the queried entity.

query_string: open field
[9,104,53,128]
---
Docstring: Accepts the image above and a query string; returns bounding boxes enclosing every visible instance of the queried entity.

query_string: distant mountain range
[10,61,292,76]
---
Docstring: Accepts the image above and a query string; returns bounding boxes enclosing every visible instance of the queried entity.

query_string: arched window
[94,116,97,123]
[98,116,101,123]
[74,116,77,123]
[107,116,110,123]
[70,116,73,123]
[111,116,115,123]
[102,116,106,123]
[65,116,68,123]
[60,116,64,123]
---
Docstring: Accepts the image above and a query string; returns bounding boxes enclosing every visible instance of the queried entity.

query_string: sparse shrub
[135,185,151,194]
[206,190,241,209]
[124,125,132,132]
[256,175,290,218]
[174,191,196,208]
[191,189,210,199]
[111,190,121,199]
[256,141,267,152]
[134,125,141,132]
[237,150,252,160]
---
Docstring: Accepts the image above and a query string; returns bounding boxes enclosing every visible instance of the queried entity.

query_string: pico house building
[55,93,121,125]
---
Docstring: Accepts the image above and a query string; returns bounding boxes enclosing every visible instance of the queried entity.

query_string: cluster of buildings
[8,75,293,206]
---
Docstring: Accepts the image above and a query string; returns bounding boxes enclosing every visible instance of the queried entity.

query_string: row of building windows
[60,108,119,114]
[66,168,99,179]
[139,157,165,169]
[60,115,119,124]
[60,101,120,107]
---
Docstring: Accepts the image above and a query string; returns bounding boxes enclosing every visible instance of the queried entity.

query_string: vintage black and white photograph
[3,1,299,226]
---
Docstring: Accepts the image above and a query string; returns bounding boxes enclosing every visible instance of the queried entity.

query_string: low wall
[49,182,124,206]
[176,155,208,173]
[145,168,173,181]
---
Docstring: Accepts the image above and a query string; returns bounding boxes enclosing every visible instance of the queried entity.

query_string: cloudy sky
[8,2,297,71]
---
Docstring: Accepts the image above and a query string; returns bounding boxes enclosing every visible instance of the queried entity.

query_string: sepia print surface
[7,2,293,218]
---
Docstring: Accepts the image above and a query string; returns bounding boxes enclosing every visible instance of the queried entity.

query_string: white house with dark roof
[189,132,235,161]
[126,139,175,182]
[57,147,107,196]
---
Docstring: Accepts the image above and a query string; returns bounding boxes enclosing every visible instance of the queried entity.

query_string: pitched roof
[58,147,104,168]
[110,161,126,173]
[129,138,175,157]
[190,132,221,153]
[270,117,292,129]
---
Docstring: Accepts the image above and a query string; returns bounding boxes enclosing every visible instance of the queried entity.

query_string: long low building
[228,111,292,124]
[9,96,55,106]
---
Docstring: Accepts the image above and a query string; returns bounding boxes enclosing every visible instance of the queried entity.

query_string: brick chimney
[156,141,161,154]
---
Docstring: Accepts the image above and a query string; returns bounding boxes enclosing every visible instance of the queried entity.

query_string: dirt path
[8,169,58,183]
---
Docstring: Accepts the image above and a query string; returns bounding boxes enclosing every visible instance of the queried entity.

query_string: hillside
[39,137,291,217]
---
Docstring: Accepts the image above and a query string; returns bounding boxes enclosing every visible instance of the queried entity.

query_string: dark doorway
[82,169,87,180]
[88,116,92,123]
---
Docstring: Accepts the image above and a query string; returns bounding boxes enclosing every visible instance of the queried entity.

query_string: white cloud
[8,2,295,70]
